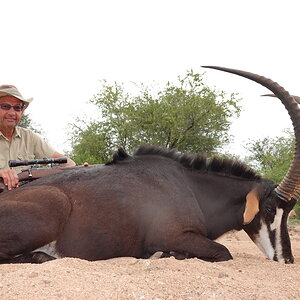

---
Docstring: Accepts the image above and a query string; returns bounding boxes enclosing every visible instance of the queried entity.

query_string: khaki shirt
[0,126,56,174]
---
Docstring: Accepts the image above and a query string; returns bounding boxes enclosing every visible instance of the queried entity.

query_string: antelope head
[203,66,299,263]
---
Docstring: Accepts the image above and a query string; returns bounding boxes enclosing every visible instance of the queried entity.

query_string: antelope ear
[243,188,260,225]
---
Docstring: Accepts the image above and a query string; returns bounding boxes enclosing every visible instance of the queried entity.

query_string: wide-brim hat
[0,85,33,104]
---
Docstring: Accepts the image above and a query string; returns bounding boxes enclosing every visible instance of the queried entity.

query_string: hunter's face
[0,96,25,132]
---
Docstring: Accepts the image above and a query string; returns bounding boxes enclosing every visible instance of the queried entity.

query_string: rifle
[0,158,92,193]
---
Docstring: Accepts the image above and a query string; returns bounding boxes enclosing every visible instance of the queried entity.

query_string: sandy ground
[0,227,300,300]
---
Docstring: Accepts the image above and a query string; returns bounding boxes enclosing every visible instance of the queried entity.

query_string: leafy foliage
[19,113,43,135]
[245,130,294,183]
[69,122,113,165]
[245,130,300,217]
[69,70,241,164]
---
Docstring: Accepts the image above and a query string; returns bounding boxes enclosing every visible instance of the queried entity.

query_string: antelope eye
[266,207,276,214]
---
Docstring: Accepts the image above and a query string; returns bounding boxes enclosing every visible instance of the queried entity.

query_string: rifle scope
[9,157,68,168]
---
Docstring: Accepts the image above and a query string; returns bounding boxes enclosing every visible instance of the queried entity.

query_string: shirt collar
[14,126,22,138]
[0,131,6,139]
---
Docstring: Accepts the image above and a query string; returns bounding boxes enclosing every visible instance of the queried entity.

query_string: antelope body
[0,66,298,264]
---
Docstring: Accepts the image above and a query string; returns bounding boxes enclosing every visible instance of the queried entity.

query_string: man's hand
[0,169,19,190]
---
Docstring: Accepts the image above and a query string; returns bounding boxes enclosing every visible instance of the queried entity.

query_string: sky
[1,0,299,158]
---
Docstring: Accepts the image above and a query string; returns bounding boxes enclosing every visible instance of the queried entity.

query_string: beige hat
[0,85,33,104]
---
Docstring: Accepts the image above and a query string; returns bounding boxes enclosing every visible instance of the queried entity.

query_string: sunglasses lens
[0,103,23,111]
[0,104,11,110]
[13,105,23,112]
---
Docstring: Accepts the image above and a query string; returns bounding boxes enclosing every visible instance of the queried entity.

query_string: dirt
[1,228,300,300]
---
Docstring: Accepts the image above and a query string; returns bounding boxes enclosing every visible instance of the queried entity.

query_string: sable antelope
[0,66,298,264]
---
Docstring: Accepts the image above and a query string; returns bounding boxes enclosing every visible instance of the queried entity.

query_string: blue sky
[1,0,299,157]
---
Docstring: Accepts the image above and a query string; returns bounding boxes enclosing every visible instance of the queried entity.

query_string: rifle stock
[18,164,97,181]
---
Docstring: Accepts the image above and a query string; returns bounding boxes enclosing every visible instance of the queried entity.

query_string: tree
[69,70,241,164]
[245,131,300,218]
[19,113,43,135]
[245,130,294,183]
[69,122,113,165]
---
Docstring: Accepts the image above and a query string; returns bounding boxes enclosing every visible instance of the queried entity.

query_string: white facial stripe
[254,222,275,260]
[272,208,284,262]
[33,241,62,259]
[270,208,283,231]
[253,208,285,263]
[275,227,284,263]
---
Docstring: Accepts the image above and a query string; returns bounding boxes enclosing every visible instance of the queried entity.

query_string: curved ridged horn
[262,94,300,105]
[202,66,300,201]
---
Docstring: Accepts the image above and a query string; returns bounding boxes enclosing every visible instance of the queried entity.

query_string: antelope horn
[202,66,300,201]
[261,94,300,105]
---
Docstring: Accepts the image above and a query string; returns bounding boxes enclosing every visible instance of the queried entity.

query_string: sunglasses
[0,103,25,112]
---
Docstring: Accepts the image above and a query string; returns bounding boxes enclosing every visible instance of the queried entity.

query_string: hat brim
[0,92,33,104]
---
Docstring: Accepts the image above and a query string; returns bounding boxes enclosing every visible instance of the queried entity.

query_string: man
[0,84,75,190]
